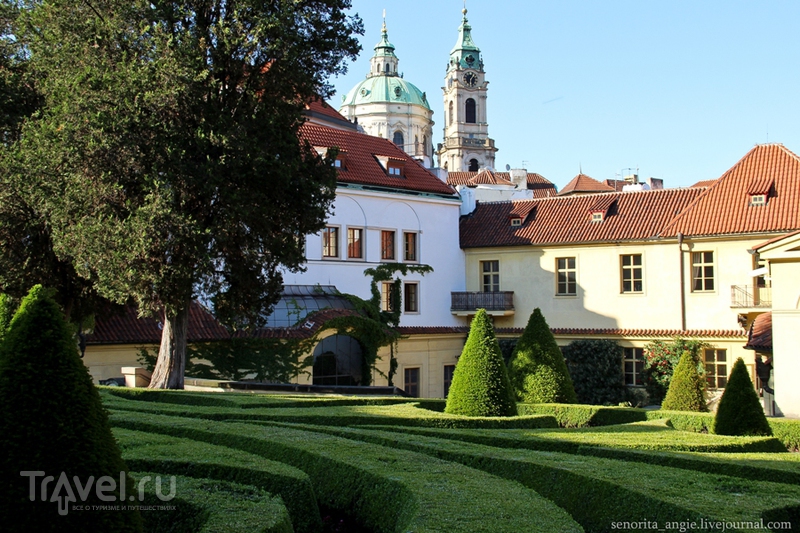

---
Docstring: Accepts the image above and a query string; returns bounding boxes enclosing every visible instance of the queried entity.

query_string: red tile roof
[559,174,615,195]
[86,302,229,345]
[305,98,350,122]
[397,326,745,338]
[752,229,800,251]
[469,169,514,186]
[690,179,716,188]
[663,144,800,237]
[603,179,628,192]
[745,312,772,351]
[447,171,557,198]
[460,188,705,248]
[299,124,456,196]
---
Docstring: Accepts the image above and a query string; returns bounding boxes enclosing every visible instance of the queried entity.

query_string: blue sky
[327,1,800,189]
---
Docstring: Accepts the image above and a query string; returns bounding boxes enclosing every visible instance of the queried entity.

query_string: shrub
[507,308,576,404]
[642,338,707,403]
[445,309,517,417]
[661,350,707,412]
[0,293,16,341]
[0,285,141,531]
[563,339,626,405]
[714,358,772,436]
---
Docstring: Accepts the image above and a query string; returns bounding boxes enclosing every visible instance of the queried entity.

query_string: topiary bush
[563,339,626,405]
[642,338,708,403]
[445,309,517,417]
[508,308,576,404]
[0,286,141,531]
[713,358,772,436]
[661,350,707,412]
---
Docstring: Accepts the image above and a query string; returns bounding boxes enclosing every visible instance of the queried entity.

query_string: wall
[83,344,153,383]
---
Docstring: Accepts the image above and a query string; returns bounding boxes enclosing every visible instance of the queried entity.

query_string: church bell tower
[437,7,497,172]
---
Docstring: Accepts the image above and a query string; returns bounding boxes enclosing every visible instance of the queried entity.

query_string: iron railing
[451,291,514,312]
[730,285,771,308]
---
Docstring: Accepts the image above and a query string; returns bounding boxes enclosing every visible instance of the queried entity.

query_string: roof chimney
[509,168,527,189]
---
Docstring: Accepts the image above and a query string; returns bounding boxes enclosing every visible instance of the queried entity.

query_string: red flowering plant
[642,338,708,403]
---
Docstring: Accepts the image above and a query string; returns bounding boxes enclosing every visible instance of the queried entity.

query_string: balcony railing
[730,285,771,308]
[451,291,514,312]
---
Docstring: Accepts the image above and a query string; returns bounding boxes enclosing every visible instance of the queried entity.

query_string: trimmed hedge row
[116,429,320,533]
[769,419,800,452]
[109,412,583,533]
[134,472,292,533]
[298,424,800,533]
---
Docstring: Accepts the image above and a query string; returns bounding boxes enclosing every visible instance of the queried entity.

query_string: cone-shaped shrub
[661,350,707,412]
[0,286,141,531]
[445,309,517,417]
[713,357,772,436]
[508,308,577,404]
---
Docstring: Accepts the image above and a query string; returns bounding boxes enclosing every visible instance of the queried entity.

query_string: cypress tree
[661,350,707,412]
[713,358,772,436]
[508,308,577,404]
[445,309,517,417]
[0,286,141,531]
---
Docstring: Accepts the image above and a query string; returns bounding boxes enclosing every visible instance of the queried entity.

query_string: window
[481,260,500,292]
[404,367,420,398]
[691,251,715,292]
[622,347,644,386]
[393,131,404,148]
[388,165,402,176]
[591,212,604,223]
[510,217,522,227]
[556,257,577,295]
[380,282,395,312]
[448,101,453,125]
[468,159,479,172]
[704,349,728,389]
[381,230,395,260]
[404,282,419,313]
[621,254,643,293]
[322,227,338,258]
[465,98,476,123]
[347,228,363,259]
[334,158,342,168]
[403,232,417,261]
[750,194,766,206]
[443,364,456,397]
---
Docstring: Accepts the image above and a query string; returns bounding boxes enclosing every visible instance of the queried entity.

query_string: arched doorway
[312,335,364,386]
[468,158,479,171]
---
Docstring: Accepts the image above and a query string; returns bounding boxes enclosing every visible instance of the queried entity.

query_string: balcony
[451,291,514,316]
[730,285,771,309]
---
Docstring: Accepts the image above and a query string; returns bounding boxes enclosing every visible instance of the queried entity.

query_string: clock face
[463,72,477,88]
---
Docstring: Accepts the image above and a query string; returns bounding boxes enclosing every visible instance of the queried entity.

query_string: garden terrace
[102,389,800,533]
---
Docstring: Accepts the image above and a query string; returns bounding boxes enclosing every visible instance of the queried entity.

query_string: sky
[326,1,800,190]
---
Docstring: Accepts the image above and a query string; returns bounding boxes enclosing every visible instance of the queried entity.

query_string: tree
[714,358,772,436]
[0,286,141,531]
[507,308,576,404]
[660,350,707,412]
[563,339,625,405]
[445,309,517,417]
[14,0,362,388]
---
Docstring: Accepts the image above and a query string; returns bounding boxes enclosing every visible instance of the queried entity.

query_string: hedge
[133,472,292,533]
[714,358,772,436]
[562,339,626,405]
[660,350,707,412]
[115,429,319,533]
[109,411,583,533]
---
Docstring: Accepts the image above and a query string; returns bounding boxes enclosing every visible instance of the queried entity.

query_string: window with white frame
[620,254,643,293]
[404,282,419,313]
[347,227,363,259]
[403,232,417,262]
[556,257,577,296]
[380,282,395,312]
[381,230,395,261]
[704,348,728,389]
[322,227,339,258]
[481,260,500,292]
[622,347,644,386]
[691,251,715,292]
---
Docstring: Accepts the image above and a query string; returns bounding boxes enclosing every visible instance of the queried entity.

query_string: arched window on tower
[393,131,404,149]
[465,98,476,123]
[385,63,390,73]
[468,159,479,172]
[449,101,454,125]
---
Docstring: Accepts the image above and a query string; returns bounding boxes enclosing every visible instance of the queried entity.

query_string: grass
[100,389,800,533]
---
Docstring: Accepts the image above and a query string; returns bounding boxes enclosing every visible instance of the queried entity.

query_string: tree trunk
[148,303,189,389]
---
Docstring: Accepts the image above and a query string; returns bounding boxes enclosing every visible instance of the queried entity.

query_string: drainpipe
[677,233,687,331]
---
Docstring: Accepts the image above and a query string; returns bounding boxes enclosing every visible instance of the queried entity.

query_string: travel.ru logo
[20,471,176,516]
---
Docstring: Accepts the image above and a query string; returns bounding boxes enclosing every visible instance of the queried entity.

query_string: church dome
[341,76,430,110]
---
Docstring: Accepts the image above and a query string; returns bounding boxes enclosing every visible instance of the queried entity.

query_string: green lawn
[102,389,800,533]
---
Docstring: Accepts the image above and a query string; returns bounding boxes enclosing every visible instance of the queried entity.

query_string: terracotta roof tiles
[744,312,772,351]
[447,171,557,198]
[299,124,456,196]
[558,174,615,195]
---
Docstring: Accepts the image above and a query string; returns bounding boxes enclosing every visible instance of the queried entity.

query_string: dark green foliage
[0,286,141,531]
[508,308,576,404]
[714,358,772,436]
[642,338,708,403]
[0,292,15,339]
[445,309,517,417]
[563,339,626,405]
[661,350,708,412]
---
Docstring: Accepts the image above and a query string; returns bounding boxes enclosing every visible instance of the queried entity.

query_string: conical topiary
[713,357,772,436]
[0,286,142,531]
[508,308,577,404]
[445,309,517,417]
[661,350,707,412]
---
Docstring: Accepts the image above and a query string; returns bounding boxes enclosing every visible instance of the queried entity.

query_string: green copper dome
[341,76,430,109]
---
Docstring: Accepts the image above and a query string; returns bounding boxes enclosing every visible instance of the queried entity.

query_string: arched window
[465,98,476,123]
[385,63,390,73]
[468,158,479,171]
[449,101,454,125]
[312,335,363,386]
[393,131,404,148]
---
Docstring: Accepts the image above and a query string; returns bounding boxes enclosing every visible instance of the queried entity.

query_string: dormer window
[334,158,342,168]
[750,194,766,206]
[510,217,522,227]
[388,165,402,176]
[591,212,604,223]
[375,155,405,177]
[334,153,347,170]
